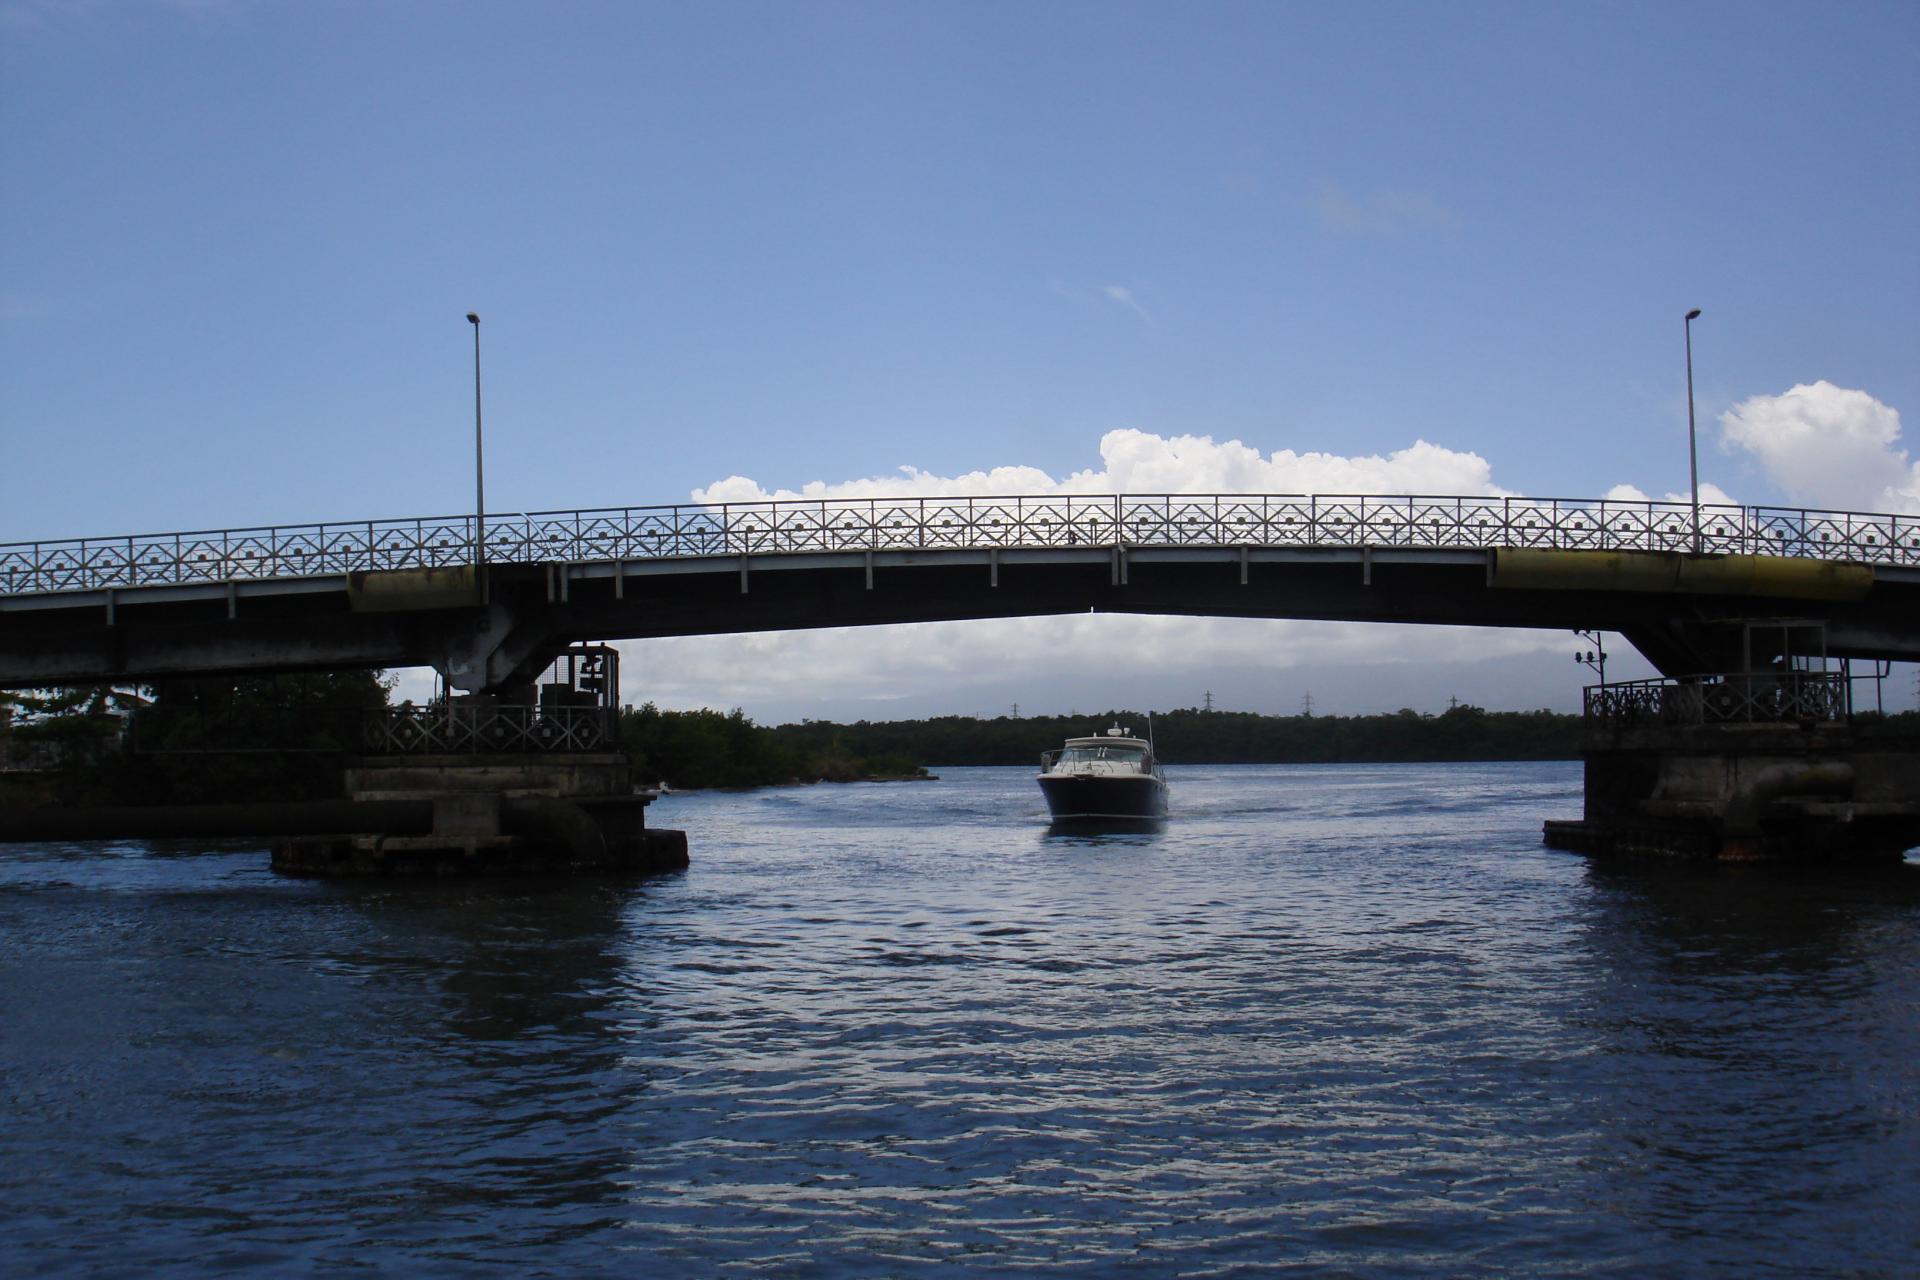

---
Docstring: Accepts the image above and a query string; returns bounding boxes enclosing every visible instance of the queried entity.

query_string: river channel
[3,761,1916,1276]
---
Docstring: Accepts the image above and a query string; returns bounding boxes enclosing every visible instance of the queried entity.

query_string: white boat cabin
[1041,724,1159,775]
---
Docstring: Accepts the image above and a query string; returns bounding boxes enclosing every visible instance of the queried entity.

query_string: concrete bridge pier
[0,642,686,878]
[1544,674,1920,863]
[276,645,686,877]
[271,750,687,878]
[0,760,688,877]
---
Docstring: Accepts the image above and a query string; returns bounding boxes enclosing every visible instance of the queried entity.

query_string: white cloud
[569,406,1913,722]
[692,429,1508,504]
[694,463,1063,505]
[665,430,1619,721]
[1103,284,1151,322]
[1719,381,1918,513]
[1602,481,1739,506]
[613,616,1625,723]
[1312,179,1461,235]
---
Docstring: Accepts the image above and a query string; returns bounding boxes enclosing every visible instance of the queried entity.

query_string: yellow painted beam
[1491,549,1873,600]
[346,566,481,612]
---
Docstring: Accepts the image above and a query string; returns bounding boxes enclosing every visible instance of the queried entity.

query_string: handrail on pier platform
[1584,672,1854,728]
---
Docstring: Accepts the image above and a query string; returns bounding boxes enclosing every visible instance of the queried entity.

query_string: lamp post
[1575,629,1607,686]
[466,312,486,570]
[1689,310,1704,556]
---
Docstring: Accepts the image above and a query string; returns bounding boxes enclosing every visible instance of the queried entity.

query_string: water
[3,762,1917,1277]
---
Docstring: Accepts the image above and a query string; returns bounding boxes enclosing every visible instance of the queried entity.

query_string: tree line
[763,704,1586,770]
[7,681,1584,801]
[0,678,928,802]
[13,673,1911,802]
[619,703,925,790]
[0,673,392,806]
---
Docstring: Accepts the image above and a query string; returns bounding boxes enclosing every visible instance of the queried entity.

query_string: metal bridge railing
[363,704,617,755]
[4,494,1916,597]
[1584,672,1853,728]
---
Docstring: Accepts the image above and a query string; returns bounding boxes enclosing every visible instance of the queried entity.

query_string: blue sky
[4,1,1916,717]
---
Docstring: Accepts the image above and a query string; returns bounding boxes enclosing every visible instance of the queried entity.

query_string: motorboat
[1037,723,1168,820]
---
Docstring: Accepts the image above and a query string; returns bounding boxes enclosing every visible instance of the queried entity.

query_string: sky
[3,1,1917,720]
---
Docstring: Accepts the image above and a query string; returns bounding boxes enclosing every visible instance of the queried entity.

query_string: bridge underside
[3,547,1917,692]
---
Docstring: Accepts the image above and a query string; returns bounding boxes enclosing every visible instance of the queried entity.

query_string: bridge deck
[4,493,1916,600]
[3,495,1916,690]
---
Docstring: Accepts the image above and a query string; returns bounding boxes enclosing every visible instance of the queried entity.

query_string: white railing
[3,494,1916,596]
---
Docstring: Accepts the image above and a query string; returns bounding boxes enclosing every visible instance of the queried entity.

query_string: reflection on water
[1566,863,1920,1261]
[2,762,1916,1277]
[1043,817,1168,842]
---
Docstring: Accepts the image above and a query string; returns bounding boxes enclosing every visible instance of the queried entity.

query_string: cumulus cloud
[695,463,1063,505]
[693,429,1507,504]
[1719,381,1918,513]
[629,410,1904,723]
[1602,481,1739,506]
[668,431,1598,721]
[614,616,1611,722]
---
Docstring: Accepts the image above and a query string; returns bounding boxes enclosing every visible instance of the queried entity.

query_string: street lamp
[466,312,485,570]
[1681,310,1697,556]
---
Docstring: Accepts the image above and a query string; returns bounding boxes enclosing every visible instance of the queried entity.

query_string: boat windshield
[1056,744,1146,765]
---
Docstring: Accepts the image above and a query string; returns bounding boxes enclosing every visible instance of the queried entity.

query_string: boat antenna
[1146,710,1155,749]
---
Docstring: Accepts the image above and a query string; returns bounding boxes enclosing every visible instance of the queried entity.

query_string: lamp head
[1685,308,1701,321]
[466,312,480,325]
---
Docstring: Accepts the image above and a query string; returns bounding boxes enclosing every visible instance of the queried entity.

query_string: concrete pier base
[270,753,688,878]
[1544,720,1920,863]
[270,821,688,878]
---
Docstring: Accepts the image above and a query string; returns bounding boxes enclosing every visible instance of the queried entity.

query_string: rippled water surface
[4,762,1918,1277]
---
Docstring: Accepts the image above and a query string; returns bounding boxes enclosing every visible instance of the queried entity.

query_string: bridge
[3,493,1917,693]
[5,491,1918,866]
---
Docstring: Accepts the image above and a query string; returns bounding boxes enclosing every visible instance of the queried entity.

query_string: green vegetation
[770,704,1586,769]
[624,701,1591,789]
[2,686,1582,802]
[3,685,934,803]
[1,686,145,807]
[1,672,392,806]
[620,703,927,789]
[127,671,396,803]
[16,673,1906,804]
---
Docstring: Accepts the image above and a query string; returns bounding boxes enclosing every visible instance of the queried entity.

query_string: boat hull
[1036,772,1168,820]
